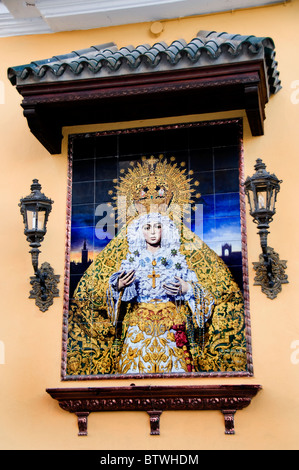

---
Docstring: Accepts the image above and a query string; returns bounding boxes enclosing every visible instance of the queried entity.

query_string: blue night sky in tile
[215,193,240,217]
[192,193,241,255]
[71,204,95,228]
[71,195,242,257]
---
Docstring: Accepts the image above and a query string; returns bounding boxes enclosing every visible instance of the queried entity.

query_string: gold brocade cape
[67,224,248,376]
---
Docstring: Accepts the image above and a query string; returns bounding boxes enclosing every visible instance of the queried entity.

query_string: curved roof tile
[7,29,281,94]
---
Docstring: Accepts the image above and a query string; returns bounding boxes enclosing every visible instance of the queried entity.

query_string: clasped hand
[117,270,189,295]
[163,276,189,295]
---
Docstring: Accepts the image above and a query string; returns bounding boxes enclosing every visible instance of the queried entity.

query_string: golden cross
[146,155,158,170]
[148,269,160,288]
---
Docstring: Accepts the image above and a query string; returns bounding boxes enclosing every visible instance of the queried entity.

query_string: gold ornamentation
[112,154,199,225]
[66,156,248,376]
[148,269,160,288]
[117,301,190,374]
[67,222,247,375]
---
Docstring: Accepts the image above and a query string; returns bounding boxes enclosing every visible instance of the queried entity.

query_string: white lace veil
[126,213,181,253]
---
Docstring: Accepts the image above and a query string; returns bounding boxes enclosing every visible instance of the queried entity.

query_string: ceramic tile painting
[63,120,252,379]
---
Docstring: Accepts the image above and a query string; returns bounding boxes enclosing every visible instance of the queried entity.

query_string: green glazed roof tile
[7,29,281,94]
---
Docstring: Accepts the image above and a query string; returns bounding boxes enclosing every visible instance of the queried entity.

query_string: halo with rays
[108,154,200,227]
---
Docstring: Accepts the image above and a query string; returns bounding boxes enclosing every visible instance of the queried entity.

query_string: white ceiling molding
[0,0,288,37]
[2,0,41,18]
[0,13,52,37]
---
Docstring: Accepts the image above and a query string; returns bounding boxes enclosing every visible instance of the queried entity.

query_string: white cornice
[36,0,183,16]
[0,13,52,37]
[0,0,288,37]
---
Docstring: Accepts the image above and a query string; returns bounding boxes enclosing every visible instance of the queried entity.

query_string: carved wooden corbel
[46,384,261,437]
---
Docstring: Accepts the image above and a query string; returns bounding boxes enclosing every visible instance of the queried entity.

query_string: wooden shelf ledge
[46,384,261,436]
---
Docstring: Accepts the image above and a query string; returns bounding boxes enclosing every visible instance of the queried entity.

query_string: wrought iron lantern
[19,179,60,311]
[244,159,288,299]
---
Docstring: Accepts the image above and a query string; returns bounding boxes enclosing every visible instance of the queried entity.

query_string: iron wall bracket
[253,246,288,299]
[29,261,60,312]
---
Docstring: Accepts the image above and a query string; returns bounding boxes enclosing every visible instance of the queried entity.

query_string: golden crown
[109,154,200,224]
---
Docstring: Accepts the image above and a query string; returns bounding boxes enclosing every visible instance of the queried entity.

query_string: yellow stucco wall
[1,1,299,450]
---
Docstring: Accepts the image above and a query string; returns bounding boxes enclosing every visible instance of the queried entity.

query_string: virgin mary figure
[66,156,249,377]
[107,212,215,374]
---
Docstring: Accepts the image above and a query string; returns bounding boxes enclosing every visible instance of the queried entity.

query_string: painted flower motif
[175,262,182,270]
[161,257,168,266]
[172,324,188,348]
[129,256,134,263]
[133,250,140,257]
[171,249,177,256]
[127,347,138,360]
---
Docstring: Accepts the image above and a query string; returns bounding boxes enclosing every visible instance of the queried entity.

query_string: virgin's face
[142,222,162,247]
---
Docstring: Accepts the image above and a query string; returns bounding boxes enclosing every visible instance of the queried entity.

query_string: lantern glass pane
[38,209,46,231]
[256,188,267,210]
[26,208,46,231]
[269,189,276,212]
[26,209,38,230]
[247,190,255,213]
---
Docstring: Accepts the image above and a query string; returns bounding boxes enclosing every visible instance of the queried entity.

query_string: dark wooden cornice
[46,384,262,436]
[17,60,269,154]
